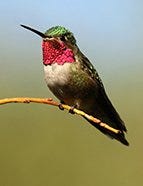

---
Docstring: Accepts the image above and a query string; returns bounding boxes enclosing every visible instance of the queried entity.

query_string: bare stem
[0,97,120,134]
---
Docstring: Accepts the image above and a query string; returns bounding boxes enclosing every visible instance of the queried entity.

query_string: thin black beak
[20,24,47,38]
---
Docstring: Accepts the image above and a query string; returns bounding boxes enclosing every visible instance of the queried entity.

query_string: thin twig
[0,97,120,134]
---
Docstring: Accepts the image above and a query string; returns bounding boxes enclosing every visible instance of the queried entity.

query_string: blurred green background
[0,0,143,185]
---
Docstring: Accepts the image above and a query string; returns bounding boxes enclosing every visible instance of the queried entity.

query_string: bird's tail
[84,117,129,146]
[83,87,129,146]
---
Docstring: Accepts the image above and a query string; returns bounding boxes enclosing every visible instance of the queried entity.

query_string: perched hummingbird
[21,24,129,146]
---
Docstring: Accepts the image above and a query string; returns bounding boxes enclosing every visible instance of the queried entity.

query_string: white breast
[44,63,71,87]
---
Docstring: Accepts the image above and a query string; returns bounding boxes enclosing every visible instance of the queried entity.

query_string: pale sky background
[0,1,143,186]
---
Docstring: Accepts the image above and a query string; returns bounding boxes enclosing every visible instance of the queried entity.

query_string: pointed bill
[20,24,47,38]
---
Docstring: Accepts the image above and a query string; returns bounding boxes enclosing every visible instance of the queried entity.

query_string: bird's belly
[44,63,73,100]
[44,63,96,111]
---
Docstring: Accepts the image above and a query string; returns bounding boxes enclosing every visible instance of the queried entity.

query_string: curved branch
[0,97,120,134]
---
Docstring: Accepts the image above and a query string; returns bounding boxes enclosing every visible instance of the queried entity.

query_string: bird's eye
[60,35,66,41]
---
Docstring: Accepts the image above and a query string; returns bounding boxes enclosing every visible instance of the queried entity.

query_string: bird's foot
[58,101,77,114]
[58,101,65,111]
[69,105,77,114]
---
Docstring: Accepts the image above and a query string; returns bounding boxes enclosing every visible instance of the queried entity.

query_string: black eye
[60,35,66,41]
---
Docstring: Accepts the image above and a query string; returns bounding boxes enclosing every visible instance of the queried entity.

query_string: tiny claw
[58,103,64,110]
[69,105,77,114]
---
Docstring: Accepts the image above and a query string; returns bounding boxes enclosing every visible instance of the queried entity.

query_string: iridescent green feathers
[45,26,76,45]
[45,26,68,36]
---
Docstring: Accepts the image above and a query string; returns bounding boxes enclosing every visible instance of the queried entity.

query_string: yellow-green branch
[0,97,119,134]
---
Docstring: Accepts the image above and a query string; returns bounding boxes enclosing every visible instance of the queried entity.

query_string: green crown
[45,26,69,37]
[45,26,76,45]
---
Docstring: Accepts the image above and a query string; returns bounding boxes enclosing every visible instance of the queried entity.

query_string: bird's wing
[79,52,127,132]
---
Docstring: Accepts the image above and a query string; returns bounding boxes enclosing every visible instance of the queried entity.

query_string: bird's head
[21,25,77,65]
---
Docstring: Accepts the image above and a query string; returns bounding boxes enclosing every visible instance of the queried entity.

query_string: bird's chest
[44,62,96,108]
[44,63,71,88]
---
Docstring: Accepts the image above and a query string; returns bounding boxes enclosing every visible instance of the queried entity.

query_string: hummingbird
[21,24,129,146]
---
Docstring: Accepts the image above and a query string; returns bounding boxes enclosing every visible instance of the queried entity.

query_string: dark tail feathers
[84,117,129,146]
